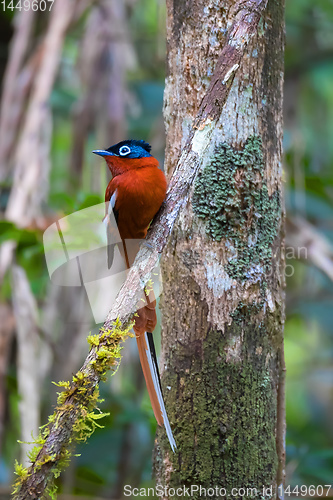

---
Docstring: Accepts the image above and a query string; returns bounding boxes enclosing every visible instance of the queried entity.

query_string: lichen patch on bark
[192,137,281,284]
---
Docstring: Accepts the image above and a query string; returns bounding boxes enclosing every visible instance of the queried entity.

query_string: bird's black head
[93,140,152,159]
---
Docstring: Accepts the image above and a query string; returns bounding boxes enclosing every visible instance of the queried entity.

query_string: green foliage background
[0,0,332,497]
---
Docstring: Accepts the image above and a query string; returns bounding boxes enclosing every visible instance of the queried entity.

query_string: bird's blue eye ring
[119,145,131,156]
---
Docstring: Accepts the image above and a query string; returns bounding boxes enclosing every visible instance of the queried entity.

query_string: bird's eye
[119,145,131,156]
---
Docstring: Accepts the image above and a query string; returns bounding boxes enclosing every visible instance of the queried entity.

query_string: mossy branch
[12,322,135,499]
[12,1,269,498]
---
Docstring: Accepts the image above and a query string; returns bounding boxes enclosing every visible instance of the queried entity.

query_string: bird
[93,139,176,452]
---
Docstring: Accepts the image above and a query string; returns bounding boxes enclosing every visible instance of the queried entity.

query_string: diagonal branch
[12,1,268,498]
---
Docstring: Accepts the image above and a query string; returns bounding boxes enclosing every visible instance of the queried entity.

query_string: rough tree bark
[12,0,282,497]
[155,0,285,498]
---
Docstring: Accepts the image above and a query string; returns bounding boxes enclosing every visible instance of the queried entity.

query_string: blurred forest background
[0,0,332,498]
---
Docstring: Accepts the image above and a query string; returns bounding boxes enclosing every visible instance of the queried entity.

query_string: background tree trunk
[155,0,285,497]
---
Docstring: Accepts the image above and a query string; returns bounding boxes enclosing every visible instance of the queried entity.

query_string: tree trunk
[155,0,285,498]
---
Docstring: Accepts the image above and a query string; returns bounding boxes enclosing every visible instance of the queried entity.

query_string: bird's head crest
[96,139,153,159]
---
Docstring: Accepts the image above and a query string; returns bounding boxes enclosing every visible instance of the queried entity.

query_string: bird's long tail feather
[136,331,177,452]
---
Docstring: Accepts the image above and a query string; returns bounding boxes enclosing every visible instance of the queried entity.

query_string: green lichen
[192,137,281,282]
[158,305,279,500]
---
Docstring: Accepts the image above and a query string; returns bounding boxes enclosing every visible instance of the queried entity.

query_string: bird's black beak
[92,150,115,157]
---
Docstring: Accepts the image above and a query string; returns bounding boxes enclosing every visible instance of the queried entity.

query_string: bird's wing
[104,188,118,269]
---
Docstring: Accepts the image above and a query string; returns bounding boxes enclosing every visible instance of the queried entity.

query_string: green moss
[159,305,279,499]
[192,137,281,282]
[87,333,100,347]
[13,461,28,480]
